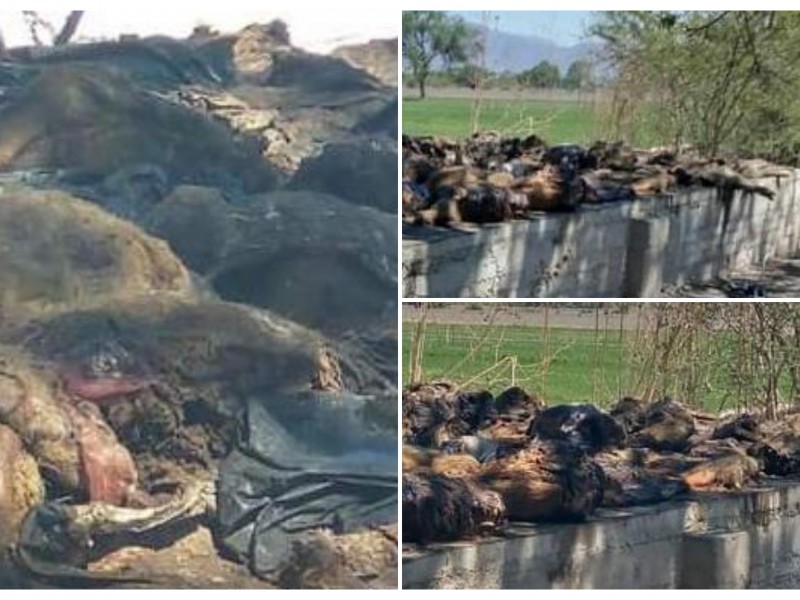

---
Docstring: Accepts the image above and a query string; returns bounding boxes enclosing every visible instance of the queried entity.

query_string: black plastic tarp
[216,390,397,581]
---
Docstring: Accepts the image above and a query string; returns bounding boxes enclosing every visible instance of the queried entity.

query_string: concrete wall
[402,480,800,589]
[403,174,800,298]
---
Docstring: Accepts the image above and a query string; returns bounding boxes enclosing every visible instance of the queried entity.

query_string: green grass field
[402,97,598,143]
[402,322,776,412]
[403,322,637,407]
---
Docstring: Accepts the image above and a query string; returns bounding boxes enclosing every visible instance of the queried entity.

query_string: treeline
[402,12,596,98]
[402,59,595,91]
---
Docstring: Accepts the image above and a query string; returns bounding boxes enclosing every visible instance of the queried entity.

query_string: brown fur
[0,353,83,492]
[402,445,435,472]
[402,473,505,544]
[631,171,675,196]
[430,453,481,478]
[696,165,776,199]
[632,398,696,451]
[0,425,45,549]
[416,194,464,227]
[402,446,481,478]
[485,171,515,188]
[480,443,603,522]
[683,452,760,491]
[514,165,563,211]
[426,167,479,194]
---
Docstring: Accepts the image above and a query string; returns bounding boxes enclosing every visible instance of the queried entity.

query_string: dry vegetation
[405,303,800,414]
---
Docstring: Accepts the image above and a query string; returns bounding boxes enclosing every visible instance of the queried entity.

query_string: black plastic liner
[216,391,397,581]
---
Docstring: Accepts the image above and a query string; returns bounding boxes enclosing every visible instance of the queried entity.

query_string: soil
[402,303,649,330]
[89,526,272,588]
[665,258,800,298]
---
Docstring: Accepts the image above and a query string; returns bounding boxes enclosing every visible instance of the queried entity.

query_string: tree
[54,11,84,46]
[450,64,492,89]
[21,10,84,47]
[562,59,593,90]
[592,11,800,159]
[402,11,478,99]
[518,60,561,88]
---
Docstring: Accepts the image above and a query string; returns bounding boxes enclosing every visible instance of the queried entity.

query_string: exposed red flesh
[61,370,150,402]
[63,402,138,505]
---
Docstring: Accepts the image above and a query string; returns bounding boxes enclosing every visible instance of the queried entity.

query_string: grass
[402,97,599,143]
[403,322,635,407]
[402,321,793,413]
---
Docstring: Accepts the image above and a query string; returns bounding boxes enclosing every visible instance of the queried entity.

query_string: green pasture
[402,322,785,412]
[402,97,598,143]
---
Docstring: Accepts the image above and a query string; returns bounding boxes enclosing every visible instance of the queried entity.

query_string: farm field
[402,321,633,405]
[402,96,599,142]
[401,316,788,413]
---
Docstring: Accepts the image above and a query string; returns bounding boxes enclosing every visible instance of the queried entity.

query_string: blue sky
[451,10,596,46]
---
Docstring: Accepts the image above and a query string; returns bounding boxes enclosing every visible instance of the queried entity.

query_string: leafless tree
[54,11,84,46]
[22,10,84,47]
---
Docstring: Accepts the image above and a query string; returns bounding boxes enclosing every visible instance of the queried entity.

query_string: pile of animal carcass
[0,22,397,588]
[403,382,800,545]
[402,133,794,228]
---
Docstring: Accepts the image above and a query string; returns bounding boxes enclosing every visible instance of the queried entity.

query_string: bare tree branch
[54,10,84,46]
[684,11,730,35]
[20,11,83,47]
[22,11,55,46]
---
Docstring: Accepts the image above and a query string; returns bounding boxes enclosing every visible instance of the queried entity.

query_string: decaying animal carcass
[402,383,800,548]
[682,450,760,491]
[479,441,605,523]
[712,413,761,443]
[0,297,397,586]
[609,396,648,435]
[14,479,212,586]
[0,18,398,587]
[592,448,687,508]
[0,347,146,509]
[0,424,44,584]
[0,189,194,323]
[146,188,397,337]
[629,397,697,451]
[0,186,397,586]
[402,133,792,228]
[527,404,625,453]
[402,383,541,449]
[402,473,505,544]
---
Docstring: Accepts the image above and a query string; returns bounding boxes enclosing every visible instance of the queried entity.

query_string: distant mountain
[476,26,601,73]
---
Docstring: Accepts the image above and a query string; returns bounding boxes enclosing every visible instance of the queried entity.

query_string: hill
[477,25,600,73]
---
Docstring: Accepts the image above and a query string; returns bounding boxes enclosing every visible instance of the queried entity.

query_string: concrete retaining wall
[402,174,800,298]
[402,480,800,589]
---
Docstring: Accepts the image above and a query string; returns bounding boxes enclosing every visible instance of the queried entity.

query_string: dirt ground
[402,303,648,330]
[86,522,400,589]
[90,526,271,589]
[666,258,800,298]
